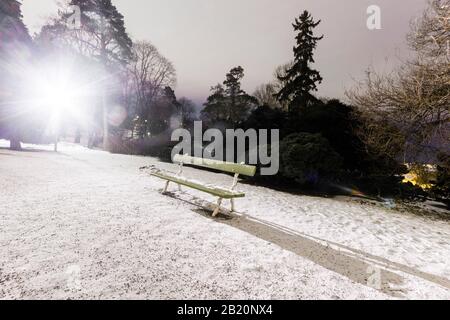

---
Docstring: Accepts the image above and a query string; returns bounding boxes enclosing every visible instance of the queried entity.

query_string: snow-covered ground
[0,141,449,300]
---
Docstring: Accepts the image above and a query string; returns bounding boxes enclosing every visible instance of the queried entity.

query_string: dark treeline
[182,7,448,204]
[196,11,410,199]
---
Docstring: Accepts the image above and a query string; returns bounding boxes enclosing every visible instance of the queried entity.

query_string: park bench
[148,154,257,217]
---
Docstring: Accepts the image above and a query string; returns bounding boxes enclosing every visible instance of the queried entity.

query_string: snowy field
[0,141,449,300]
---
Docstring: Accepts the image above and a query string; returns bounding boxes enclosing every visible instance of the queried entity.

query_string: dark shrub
[279,132,343,186]
[432,153,450,208]
[353,175,426,200]
[243,105,286,131]
[109,136,174,162]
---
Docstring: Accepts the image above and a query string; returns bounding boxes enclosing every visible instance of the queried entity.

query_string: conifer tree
[202,66,256,126]
[201,84,227,125]
[0,0,32,150]
[40,0,132,66]
[0,0,30,44]
[276,11,323,113]
[39,0,133,149]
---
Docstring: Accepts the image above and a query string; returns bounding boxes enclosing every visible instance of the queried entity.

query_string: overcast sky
[22,0,428,104]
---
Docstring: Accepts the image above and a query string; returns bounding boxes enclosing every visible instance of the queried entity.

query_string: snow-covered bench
[148,154,257,216]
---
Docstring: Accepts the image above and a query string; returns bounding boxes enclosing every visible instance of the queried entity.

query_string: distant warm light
[402,164,437,190]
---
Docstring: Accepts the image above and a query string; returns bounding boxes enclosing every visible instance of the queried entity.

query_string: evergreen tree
[146,86,179,136]
[0,0,30,45]
[163,86,179,108]
[280,132,343,186]
[202,67,257,126]
[276,11,323,113]
[201,84,227,124]
[0,0,32,150]
[243,105,286,131]
[224,66,245,105]
[70,0,132,65]
[40,0,133,67]
[178,98,197,129]
[223,66,256,123]
[39,0,133,148]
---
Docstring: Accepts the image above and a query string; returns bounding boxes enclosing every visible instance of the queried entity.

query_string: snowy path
[0,141,449,299]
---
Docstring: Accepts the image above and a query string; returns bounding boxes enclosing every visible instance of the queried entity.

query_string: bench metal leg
[163,181,170,193]
[177,184,182,192]
[230,199,235,212]
[212,198,223,217]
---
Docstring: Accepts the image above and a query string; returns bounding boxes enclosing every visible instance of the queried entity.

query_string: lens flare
[20,53,101,137]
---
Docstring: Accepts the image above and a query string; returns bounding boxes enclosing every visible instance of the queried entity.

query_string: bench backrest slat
[173,154,256,177]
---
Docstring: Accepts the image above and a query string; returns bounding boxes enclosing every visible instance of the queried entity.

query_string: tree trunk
[54,135,59,152]
[10,136,21,151]
[75,128,81,144]
[100,15,109,152]
[102,89,109,151]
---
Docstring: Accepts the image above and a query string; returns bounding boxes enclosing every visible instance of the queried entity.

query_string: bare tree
[347,0,449,162]
[254,83,279,108]
[408,0,449,62]
[127,41,176,137]
[253,62,293,110]
[273,61,294,92]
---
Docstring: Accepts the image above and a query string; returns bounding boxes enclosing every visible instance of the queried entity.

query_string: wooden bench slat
[173,154,256,177]
[150,170,246,199]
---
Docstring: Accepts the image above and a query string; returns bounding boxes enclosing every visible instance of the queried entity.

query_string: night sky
[22,0,428,104]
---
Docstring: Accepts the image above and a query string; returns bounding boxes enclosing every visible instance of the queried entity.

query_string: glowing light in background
[1,44,128,148]
[28,73,76,133]
[22,53,101,137]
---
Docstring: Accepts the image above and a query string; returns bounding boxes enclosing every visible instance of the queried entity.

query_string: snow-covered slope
[0,141,449,299]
